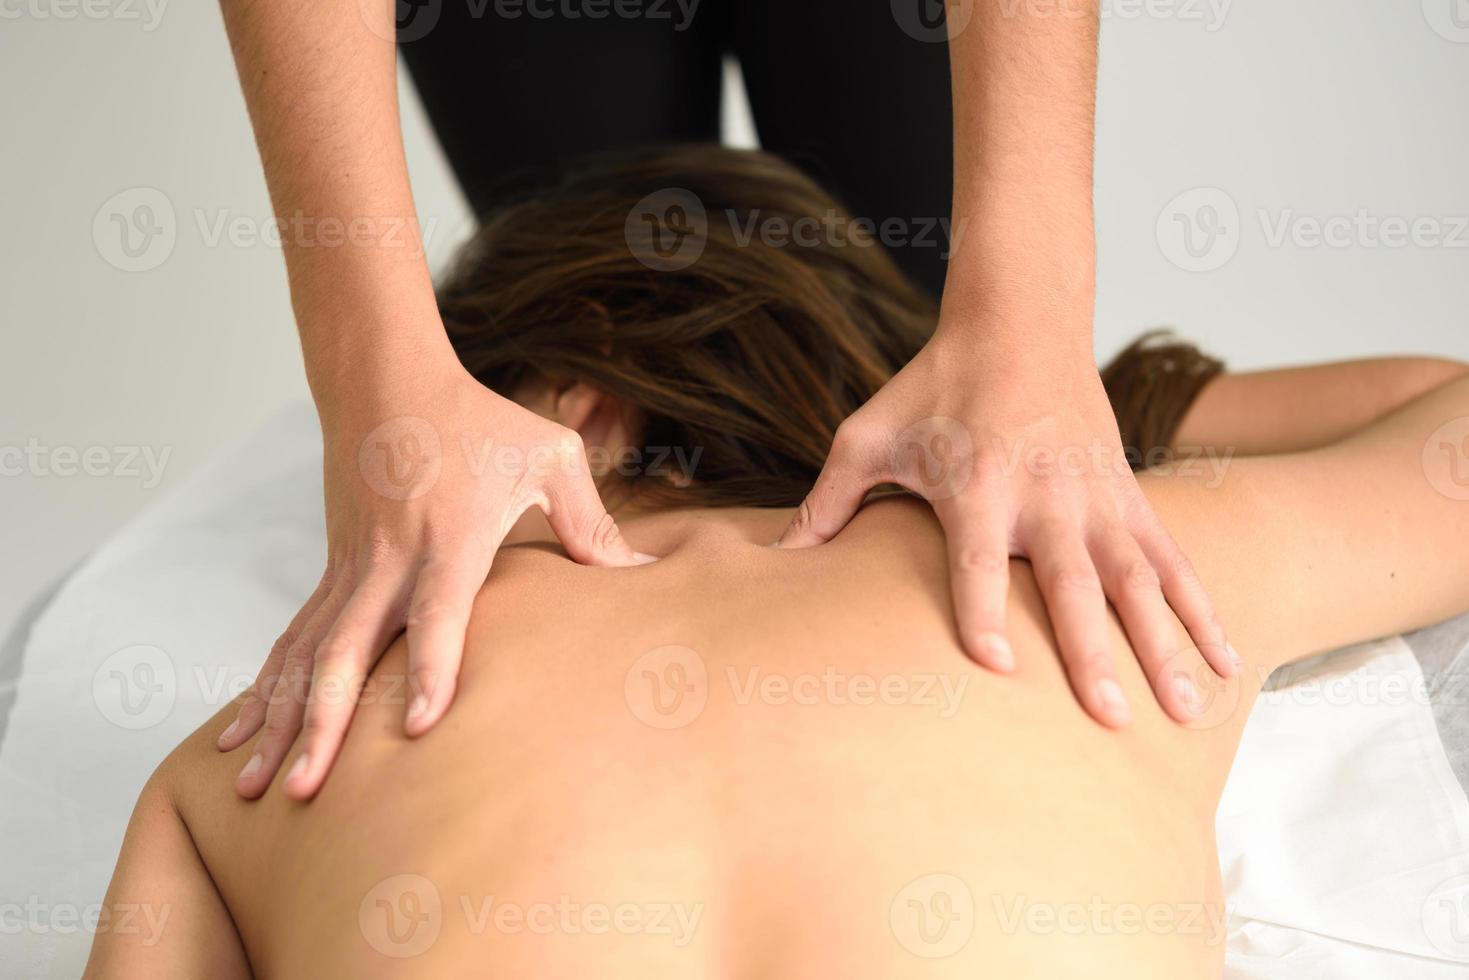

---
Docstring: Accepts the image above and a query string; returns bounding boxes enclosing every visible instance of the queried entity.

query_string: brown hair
[439,144,1221,507]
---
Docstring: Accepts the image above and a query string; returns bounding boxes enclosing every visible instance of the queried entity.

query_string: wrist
[934,271,1096,367]
[292,258,462,408]
[304,310,466,429]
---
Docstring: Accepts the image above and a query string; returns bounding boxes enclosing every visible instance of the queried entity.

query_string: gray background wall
[3,1,1467,635]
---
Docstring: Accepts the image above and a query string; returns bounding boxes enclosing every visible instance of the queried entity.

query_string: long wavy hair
[438,144,1220,508]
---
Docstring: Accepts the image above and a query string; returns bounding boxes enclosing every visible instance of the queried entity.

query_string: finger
[281,574,410,801]
[543,454,645,567]
[775,421,882,549]
[234,586,351,799]
[1137,518,1238,679]
[1091,526,1204,724]
[932,492,1015,671]
[1026,521,1130,728]
[218,572,333,752]
[402,554,491,736]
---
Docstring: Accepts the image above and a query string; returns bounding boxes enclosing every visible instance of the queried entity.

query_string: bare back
[163,498,1258,979]
[97,369,1469,978]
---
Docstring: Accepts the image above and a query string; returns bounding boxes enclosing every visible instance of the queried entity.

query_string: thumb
[775,428,879,549]
[543,457,648,567]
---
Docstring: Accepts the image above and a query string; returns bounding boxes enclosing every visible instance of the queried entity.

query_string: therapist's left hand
[774,315,1239,728]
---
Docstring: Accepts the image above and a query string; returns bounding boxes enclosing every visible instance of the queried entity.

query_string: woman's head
[439,144,936,510]
[438,144,1223,512]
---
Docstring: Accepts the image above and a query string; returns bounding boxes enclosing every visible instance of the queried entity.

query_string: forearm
[1153,372,1469,668]
[943,0,1100,354]
[219,0,451,407]
[1174,357,1469,456]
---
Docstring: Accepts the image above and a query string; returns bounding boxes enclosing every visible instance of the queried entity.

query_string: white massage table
[3,402,1467,977]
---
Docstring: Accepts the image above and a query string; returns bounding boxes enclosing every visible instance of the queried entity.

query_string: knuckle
[555,427,588,462]
[314,635,356,668]
[279,643,313,675]
[833,416,872,449]
[406,598,461,632]
[260,711,297,739]
[1119,559,1161,592]
[954,548,1007,576]
[1168,551,1203,588]
[299,710,333,740]
[1195,607,1225,639]
[358,527,402,572]
[1068,647,1113,677]
[590,511,623,553]
[832,420,883,472]
[787,498,815,535]
[268,629,298,660]
[1050,565,1101,595]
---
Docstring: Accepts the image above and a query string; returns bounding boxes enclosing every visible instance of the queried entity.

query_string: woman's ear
[553,382,632,454]
[553,381,605,431]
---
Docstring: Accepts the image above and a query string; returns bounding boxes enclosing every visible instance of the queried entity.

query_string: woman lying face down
[86,146,1469,979]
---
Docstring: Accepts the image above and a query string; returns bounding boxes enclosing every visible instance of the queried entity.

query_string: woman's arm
[215,0,645,802]
[218,0,448,387]
[82,766,250,979]
[1152,370,1469,670]
[1175,356,1469,455]
[781,0,1237,732]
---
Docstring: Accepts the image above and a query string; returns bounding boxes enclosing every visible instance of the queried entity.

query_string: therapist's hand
[775,319,1239,728]
[218,357,644,799]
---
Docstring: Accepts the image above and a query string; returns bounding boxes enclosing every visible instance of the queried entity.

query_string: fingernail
[286,753,310,785]
[217,719,239,745]
[1226,643,1243,671]
[238,753,262,782]
[633,551,658,565]
[1174,675,1201,716]
[407,694,428,723]
[974,632,1015,671]
[1095,678,1131,725]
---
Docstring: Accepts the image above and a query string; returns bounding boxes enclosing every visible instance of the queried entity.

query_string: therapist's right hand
[217,356,644,800]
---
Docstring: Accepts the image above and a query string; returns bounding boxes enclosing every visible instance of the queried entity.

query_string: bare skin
[87,357,1469,978]
[218,0,1220,798]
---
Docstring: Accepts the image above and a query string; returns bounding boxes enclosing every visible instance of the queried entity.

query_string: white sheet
[2,400,1467,977]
